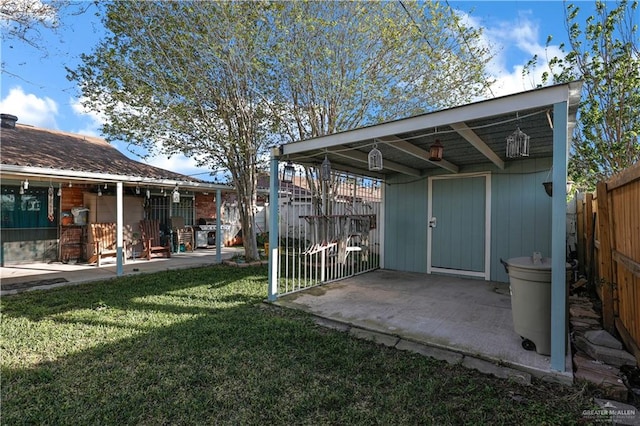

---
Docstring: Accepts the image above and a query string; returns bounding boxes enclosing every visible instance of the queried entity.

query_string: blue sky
[1,1,595,178]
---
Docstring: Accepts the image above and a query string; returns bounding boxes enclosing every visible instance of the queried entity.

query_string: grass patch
[2,264,601,424]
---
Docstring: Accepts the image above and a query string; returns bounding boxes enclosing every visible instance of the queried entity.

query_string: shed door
[428,174,491,280]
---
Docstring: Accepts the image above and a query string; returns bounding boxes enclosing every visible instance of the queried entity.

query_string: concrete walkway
[0,247,243,296]
[274,269,574,385]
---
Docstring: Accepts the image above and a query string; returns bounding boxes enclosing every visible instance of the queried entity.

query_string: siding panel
[384,176,428,272]
[385,158,552,282]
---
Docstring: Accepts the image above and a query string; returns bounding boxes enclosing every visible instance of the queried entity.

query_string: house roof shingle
[1,123,204,183]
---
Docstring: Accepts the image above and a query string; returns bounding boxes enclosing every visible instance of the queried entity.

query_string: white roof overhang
[0,165,234,192]
[278,81,582,177]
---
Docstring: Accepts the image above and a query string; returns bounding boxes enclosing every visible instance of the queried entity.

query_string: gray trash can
[502,255,573,356]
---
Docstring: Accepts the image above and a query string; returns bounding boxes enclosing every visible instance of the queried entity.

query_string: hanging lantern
[146,188,151,199]
[57,183,62,197]
[97,185,102,197]
[282,161,295,184]
[429,140,444,161]
[320,155,331,182]
[135,185,140,195]
[172,186,180,203]
[368,143,383,171]
[506,127,530,158]
[23,179,29,190]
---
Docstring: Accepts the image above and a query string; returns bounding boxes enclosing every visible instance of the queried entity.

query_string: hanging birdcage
[506,127,530,158]
[368,143,383,171]
[320,155,331,182]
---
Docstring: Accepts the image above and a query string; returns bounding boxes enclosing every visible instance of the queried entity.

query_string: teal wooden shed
[268,81,582,373]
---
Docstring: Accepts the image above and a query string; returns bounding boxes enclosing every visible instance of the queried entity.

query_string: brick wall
[195,193,217,221]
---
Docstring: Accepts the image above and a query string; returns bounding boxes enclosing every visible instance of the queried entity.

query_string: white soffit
[280,82,581,157]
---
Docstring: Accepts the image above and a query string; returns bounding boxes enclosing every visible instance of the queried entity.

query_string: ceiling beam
[380,136,459,174]
[327,147,422,177]
[449,122,505,170]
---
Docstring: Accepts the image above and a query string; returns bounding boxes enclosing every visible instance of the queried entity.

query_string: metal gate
[276,170,382,296]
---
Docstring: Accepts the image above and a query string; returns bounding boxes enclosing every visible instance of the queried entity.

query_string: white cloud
[69,96,104,137]
[455,8,567,98]
[0,86,58,128]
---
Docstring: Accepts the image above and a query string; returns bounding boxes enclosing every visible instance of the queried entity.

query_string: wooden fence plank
[596,181,615,333]
[606,161,640,190]
[613,251,640,278]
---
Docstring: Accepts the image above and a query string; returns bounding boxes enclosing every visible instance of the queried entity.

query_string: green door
[429,175,489,278]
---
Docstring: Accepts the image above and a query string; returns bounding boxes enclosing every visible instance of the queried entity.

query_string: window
[147,195,194,228]
[1,186,58,229]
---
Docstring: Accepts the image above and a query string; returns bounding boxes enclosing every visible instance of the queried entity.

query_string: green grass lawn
[1,265,600,425]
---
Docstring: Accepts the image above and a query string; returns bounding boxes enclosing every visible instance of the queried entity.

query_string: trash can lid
[506,256,572,271]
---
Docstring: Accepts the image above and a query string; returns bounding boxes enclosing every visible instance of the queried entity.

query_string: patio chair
[89,222,126,267]
[139,219,171,260]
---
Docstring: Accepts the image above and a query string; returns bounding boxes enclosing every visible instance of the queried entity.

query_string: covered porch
[268,82,583,375]
[274,269,573,384]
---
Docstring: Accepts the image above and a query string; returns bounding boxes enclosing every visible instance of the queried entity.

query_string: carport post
[267,149,280,301]
[216,189,222,263]
[116,181,124,276]
[550,101,568,371]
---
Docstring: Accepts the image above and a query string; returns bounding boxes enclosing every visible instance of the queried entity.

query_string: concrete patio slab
[273,269,573,385]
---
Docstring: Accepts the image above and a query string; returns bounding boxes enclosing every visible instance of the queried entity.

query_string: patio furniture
[171,216,194,252]
[89,222,126,267]
[139,219,171,260]
[175,228,194,252]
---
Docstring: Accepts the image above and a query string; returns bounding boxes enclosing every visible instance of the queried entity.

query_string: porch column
[216,189,222,263]
[267,148,280,301]
[550,101,568,371]
[116,181,124,276]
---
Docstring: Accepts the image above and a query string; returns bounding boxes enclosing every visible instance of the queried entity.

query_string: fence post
[596,181,615,333]
[576,194,585,276]
[585,193,594,282]
[268,149,280,301]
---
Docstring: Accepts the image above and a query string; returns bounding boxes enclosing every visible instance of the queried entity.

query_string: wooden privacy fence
[576,162,640,363]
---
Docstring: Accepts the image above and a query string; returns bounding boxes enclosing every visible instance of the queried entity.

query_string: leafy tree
[526,0,640,188]
[271,1,492,142]
[68,1,493,260]
[1,0,61,49]
[1,0,93,71]
[269,1,493,216]
[69,1,277,260]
